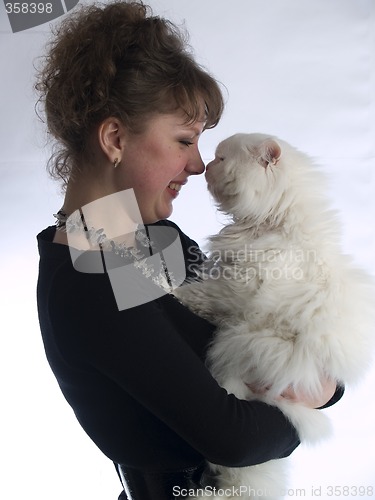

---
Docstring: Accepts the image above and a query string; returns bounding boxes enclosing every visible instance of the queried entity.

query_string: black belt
[115,462,217,499]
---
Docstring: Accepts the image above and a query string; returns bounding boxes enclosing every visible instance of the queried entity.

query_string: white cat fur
[173,133,375,499]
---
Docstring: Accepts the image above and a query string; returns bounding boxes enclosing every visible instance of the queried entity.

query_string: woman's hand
[278,378,337,408]
[247,377,337,409]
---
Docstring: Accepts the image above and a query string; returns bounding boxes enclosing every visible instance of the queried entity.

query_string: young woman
[35,2,342,498]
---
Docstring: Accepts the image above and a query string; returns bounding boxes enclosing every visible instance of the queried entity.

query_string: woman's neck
[54,174,140,249]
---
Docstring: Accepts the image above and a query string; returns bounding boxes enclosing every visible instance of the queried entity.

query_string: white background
[0,0,374,498]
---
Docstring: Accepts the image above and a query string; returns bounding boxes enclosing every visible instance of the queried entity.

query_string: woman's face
[117,112,206,224]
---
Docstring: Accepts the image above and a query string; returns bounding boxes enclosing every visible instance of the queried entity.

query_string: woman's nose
[186,147,205,175]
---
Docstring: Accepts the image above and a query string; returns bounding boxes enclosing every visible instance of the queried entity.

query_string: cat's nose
[205,157,220,171]
[205,160,213,171]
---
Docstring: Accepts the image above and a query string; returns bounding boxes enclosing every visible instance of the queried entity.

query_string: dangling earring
[113,158,121,168]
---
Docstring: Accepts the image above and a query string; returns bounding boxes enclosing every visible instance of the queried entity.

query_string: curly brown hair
[35,1,224,186]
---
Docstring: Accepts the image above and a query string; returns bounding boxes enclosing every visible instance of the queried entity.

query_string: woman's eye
[180,140,194,147]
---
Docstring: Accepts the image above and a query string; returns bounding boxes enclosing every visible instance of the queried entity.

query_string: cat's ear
[257,139,281,168]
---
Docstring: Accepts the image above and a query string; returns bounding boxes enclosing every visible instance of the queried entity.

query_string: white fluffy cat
[173,133,375,499]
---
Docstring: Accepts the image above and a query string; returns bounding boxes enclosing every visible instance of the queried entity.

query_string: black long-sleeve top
[37,220,339,473]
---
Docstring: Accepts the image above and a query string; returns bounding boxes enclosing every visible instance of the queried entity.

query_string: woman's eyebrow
[178,125,204,137]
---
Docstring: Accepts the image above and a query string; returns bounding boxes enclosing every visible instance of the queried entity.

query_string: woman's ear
[97,117,126,164]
